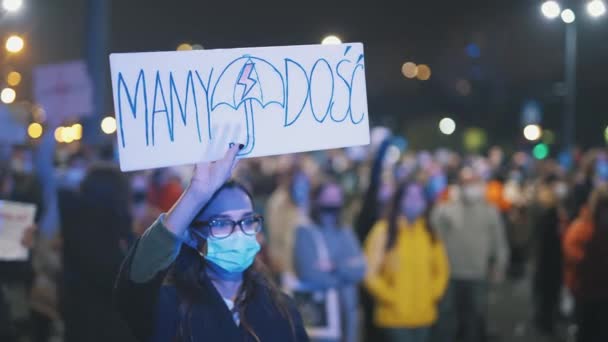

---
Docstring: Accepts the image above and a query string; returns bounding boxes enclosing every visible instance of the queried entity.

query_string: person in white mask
[431,167,509,342]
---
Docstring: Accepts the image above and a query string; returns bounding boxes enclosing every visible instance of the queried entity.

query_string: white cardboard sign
[0,200,36,261]
[33,60,94,126]
[109,43,370,171]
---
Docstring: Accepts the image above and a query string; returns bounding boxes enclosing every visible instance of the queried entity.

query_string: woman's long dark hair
[170,181,295,341]
[355,137,393,242]
[385,180,437,251]
[578,186,608,298]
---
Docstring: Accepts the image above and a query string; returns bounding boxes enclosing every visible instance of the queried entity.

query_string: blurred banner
[109,43,370,171]
[33,60,94,127]
[0,200,36,261]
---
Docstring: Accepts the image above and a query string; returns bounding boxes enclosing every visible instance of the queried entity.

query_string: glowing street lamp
[588,0,607,17]
[5,35,24,53]
[321,35,342,45]
[542,1,561,19]
[439,117,456,135]
[2,0,22,12]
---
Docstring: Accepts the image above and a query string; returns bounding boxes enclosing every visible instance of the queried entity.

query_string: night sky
[12,0,608,149]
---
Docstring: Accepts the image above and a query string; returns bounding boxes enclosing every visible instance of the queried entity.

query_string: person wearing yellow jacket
[364,181,449,342]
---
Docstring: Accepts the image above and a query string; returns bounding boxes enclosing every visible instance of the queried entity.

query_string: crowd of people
[1,129,608,342]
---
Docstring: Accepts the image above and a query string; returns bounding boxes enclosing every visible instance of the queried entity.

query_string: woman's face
[400,184,428,222]
[316,183,344,227]
[192,187,254,245]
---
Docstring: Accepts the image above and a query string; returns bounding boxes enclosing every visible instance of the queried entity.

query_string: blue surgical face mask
[203,232,260,274]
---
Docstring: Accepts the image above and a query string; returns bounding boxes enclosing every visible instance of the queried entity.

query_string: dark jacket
[115,218,309,342]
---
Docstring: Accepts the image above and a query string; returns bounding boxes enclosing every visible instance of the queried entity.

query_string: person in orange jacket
[563,185,608,342]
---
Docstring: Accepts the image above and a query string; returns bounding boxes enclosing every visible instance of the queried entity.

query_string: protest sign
[33,60,93,126]
[0,200,36,261]
[109,43,370,171]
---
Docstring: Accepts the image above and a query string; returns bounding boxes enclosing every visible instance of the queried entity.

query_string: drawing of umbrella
[211,56,285,155]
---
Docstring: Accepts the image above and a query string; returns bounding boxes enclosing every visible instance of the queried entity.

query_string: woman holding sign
[115,144,308,342]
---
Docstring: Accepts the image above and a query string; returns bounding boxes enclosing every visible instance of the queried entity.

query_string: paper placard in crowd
[109,43,370,171]
[33,60,94,126]
[0,200,37,261]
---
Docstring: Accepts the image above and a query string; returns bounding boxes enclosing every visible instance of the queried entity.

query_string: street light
[523,124,542,141]
[542,1,561,19]
[1,87,15,103]
[588,0,607,17]
[439,117,456,135]
[539,1,605,149]
[2,0,22,12]
[5,35,24,53]
[101,116,117,134]
[561,8,576,23]
[321,35,342,45]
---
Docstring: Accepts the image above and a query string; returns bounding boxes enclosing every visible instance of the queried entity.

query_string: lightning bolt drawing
[237,62,257,101]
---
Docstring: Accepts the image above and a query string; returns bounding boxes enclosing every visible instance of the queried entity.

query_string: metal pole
[564,21,577,149]
[84,0,110,144]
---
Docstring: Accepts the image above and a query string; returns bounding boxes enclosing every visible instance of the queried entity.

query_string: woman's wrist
[165,188,213,237]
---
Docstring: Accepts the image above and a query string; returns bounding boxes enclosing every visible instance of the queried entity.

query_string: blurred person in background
[563,186,608,342]
[59,163,136,342]
[148,168,184,213]
[364,180,449,342]
[266,166,312,277]
[431,167,509,342]
[0,148,43,341]
[531,176,564,336]
[293,180,366,342]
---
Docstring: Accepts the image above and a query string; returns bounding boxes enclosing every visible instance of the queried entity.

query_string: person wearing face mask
[364,180,449,342]
[430,167,508,342]
[292,180,366,342]
[115,144,308,341]
[266,167,312,276]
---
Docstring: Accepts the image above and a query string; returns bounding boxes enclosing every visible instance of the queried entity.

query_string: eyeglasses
[192,215,264,239]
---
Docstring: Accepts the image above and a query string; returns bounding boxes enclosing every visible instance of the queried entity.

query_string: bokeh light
[523,124,542,141]
[604,125,608,143]
[72,123,83,141]
[5,35,24,53]
[561,9,576,23]
[401,62,417,79]
[176,43,192,51]
[439,117,456,135]
[542,129,556,145]
[588,0,607,17]
[101,116,117,134]
[541,1,561,19]
[54,127,64,143]
[191,43,204,50]
[2,0,22,12]
[60,126,76,143]
[463,128,487,151]
[321,35,342,45]
[27,123,43,139]
[7,71,21,86]
[1,87,16,103]
[533,143,550,160]
[416,64,431,81]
